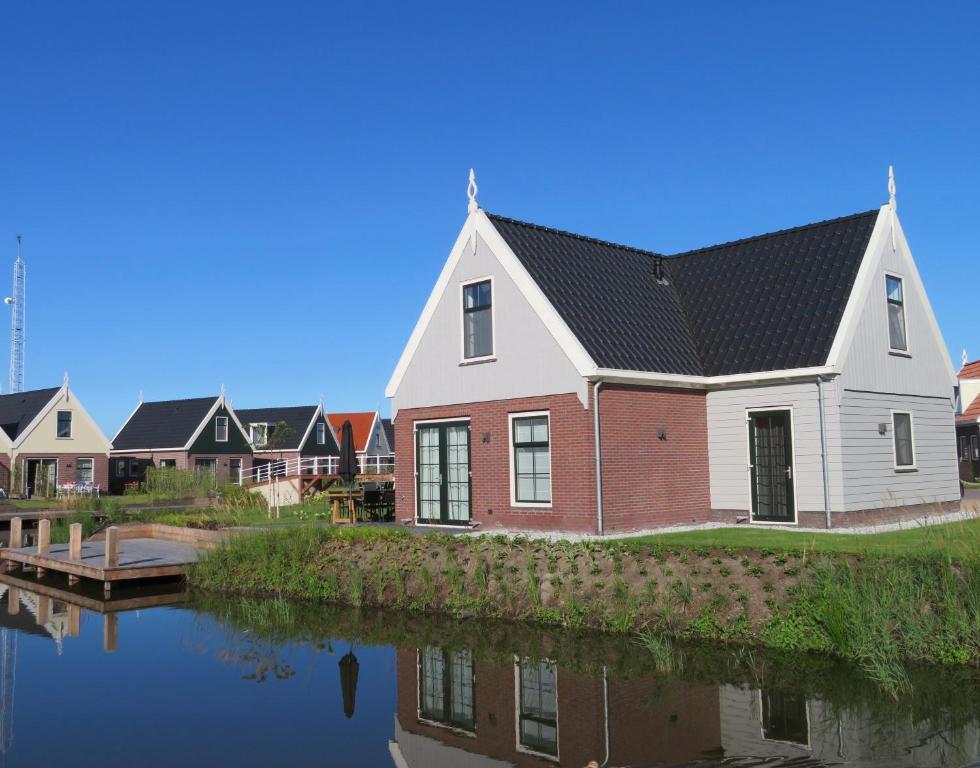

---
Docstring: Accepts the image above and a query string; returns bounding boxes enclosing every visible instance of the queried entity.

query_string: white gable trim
[297,403,338,452]
[182,395,250,450]
[13,385,112,452]
[591,365,838,389]
[385,211,597,398]
[363,410,381,453]
[824,206,955,386]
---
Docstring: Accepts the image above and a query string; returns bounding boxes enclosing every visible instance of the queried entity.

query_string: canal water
[0,576,976,767]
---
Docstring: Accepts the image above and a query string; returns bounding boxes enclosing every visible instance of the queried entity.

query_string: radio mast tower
[4,237,25,394]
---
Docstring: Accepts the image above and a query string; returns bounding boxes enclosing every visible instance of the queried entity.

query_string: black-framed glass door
[748,410,795,523]
[416,421,470,524]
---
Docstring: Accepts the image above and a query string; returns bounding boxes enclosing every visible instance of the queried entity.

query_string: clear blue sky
[1,1,977,436]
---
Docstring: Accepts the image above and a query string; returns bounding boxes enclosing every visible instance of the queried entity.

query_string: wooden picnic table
[327,490,364,524]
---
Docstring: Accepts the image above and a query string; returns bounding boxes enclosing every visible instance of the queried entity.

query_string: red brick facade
[598,384,711,530]
[394,385,711,533]
[111,450,251,486]
[394,647,721,766]
[13,453,109,494]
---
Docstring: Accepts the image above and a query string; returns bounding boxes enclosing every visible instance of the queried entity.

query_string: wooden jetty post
[103,526,119,596]
[36,519,50,577]
[103,613,118,653]
[36,595,50,627]
[68,604,81,637]
[6,586,18,615]
[8,516,22,549]
[68,523,83,584]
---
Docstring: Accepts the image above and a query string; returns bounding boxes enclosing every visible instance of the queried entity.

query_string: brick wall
[13,453,109,493]
[394,393,598,533]
[598,384,711,531]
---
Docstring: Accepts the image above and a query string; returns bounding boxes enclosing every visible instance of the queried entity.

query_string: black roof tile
[112,396,218,451]
[487,209,880,376]
[236,406,319,450]
[381,417,395,451]
[0,387,61,441]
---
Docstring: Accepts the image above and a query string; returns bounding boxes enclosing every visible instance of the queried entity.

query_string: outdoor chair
[362,483,382,520]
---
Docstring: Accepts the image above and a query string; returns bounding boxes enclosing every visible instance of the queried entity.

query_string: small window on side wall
[885,275,908,353]
[892,412,914,469]
[57,410,72,438]
[215,416,229,442]
[316,422,326,445]
[462,279,493,360]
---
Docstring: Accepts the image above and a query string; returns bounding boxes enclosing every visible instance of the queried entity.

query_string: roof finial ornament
[963,349,970,368]
[63,371,69,387]
[888,165,897,212]
[139,389,144,404]
[467,168,479,215]
[220,383,226,400]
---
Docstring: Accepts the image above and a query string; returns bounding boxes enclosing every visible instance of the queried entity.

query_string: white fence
[237,455,394,485]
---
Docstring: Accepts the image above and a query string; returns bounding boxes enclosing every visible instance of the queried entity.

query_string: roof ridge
[485,212,665,258]
[669,209,881,259]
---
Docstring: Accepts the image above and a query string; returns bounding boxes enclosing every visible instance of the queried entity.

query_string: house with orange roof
[956,354,980,482]
[327,411,394,473]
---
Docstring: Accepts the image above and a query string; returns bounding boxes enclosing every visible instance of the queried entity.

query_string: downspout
[817,376,832,530]
[593,379,604,536]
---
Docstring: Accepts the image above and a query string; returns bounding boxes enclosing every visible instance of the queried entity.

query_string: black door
[749,410,795,523]
[416,422,470,524]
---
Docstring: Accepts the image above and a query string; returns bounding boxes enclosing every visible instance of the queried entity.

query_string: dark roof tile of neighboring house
[488,209,880,376]
[0,387,61,441]
[112,396,218,451]
[236,406,319,451]
[381,417,394,451]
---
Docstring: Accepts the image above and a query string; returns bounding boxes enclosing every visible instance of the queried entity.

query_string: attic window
[57,411,72,438]
[250,423,268,447]
[885,275,908,353]
[462,279,493,360]
[215,416,229,443]
[317,422,326,445]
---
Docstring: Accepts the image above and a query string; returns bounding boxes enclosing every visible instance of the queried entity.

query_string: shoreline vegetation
[190,522,980,695]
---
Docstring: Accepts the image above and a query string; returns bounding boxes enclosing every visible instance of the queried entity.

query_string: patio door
[416,422,470,524]
[25,459,57,498]
[748,410,795,523]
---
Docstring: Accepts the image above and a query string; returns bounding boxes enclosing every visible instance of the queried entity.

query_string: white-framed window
[891,411,915,469]
[159,459,177,469]
[515,657,558,759]
[973,434,979,460]
[509,412,551,505]
[885,274,909,353]
[215,416,229,443]
[74,458,94,484]
[962,436,970,460]
[250,423,268,447]
[316,422,326,445]
[56,410,72,438]
[461,277,494,361]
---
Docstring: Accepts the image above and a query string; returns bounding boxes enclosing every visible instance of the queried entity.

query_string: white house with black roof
[0,380,111,497]
[110,393,252,492]
[386,170,959,533]
[236,403,339,479]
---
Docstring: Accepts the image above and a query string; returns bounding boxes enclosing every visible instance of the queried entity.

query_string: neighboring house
[386,172,959,532]
[0,381,111,497]
[955,356,980,482]
[381,417,395,454]
[327,411,395,472]
[110,393,252,490]
[237,403,339,478]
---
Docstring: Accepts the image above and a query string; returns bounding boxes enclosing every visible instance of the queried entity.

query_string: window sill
[894,467,918,473]
[459,356,496,367]
[888,350,912,359]
[511,502,553,509]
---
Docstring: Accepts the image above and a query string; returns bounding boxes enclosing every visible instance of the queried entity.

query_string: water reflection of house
[719,684,980,768]
[389,646,721,767]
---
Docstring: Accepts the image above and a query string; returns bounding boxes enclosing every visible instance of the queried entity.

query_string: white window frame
[884,272,911,356]
[508,411,552,508]
[250,423,268,448]
[215,416,229,443]
[75,457,94,484]
[56,410,73,439]
[459,275,497,365]
[890,410,916,470]
[316,422,326,445]
[513,655,560,762]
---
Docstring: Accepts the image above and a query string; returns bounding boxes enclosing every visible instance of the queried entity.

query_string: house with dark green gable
[109,392,252,492]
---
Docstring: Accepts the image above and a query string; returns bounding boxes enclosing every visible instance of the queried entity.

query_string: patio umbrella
[338,419,358,521]
[338,650,359,719]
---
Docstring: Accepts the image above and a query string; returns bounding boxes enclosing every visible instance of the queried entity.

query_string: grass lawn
[624,516,980,559]
[9,499,58,510]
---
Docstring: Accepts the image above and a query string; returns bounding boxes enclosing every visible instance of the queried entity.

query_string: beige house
[0,381,112,497]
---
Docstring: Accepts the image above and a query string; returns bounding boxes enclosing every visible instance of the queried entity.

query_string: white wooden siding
[391,232,587,415]
[839,389,960,510]
[707,381,843,514]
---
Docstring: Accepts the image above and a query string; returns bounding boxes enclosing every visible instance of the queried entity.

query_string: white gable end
[388,217,589,416]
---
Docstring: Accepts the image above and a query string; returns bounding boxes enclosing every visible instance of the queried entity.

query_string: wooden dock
[0,517,202,595]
